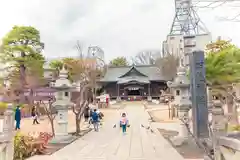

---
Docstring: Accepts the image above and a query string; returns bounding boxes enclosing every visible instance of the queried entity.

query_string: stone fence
[216,133,240,160]
[0,104,15,160]
[169,98,240,160]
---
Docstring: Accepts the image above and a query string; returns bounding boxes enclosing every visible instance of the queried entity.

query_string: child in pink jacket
[120,113,129,134]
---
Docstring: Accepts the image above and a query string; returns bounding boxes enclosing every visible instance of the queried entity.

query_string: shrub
[14,132,53,160]
[14,132,27,160]
[228,125,240,131]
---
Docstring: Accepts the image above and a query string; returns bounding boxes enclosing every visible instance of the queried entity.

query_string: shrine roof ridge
[108,64,156,68]
[100,65,170,82]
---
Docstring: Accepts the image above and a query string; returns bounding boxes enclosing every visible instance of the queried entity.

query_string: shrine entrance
[123,85,144,101]
[127,87,141,96]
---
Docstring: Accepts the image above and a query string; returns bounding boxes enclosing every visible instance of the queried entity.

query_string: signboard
[128,87,139,90]
[23,88,56,102]
[190,50,209,138]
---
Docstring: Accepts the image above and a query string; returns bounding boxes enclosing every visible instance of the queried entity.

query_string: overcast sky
[0,0,240,62]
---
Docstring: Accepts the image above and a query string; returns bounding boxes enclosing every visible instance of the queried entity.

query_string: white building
[162,33,212,66]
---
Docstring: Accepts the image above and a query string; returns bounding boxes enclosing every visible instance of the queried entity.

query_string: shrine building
[99,65,169,100]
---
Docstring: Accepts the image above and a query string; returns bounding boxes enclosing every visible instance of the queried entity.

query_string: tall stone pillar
[2,103,14,160]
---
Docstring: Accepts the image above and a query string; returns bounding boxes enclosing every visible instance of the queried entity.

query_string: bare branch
[195,0,240,22]
[75,40,84,58]
[132,50,161,65]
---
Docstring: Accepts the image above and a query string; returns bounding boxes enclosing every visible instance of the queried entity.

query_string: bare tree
[75,41,105,103]
[39,99,57,136]
[72,80,91,134]
[67,41,101,134]
[155,53,179,80]
[25,71,58,136]
[132,50,161,65]
[71,60,95,134]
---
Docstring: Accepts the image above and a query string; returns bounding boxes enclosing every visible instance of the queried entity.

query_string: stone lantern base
[147,96,152,102]
[116,96,121,102]
[49,104,76,144]
[170,102,191,147]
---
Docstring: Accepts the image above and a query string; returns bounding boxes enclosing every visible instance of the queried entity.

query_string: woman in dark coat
[32,106,40,125]
[15,106,21,130]
[84,106,90,122]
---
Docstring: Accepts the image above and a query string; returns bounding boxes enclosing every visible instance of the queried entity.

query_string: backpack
[92,112,99,122]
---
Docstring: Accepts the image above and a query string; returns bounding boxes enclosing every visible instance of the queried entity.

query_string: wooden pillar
[117,84,120,97]
[147,83,152,102]
[116,84,121,102]
[148,83,151,96]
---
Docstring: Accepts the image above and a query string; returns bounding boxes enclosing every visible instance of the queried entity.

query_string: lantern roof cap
[167,66,190,88]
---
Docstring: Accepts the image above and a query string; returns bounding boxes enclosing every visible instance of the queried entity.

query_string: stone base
[116,97,121,102]
[147,96,152,102]
[170,136,188,147]
[49,135,77,144]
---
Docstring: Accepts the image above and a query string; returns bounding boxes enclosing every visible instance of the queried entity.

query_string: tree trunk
[168,103,170,119]
[50,119,55,136]
[75,114,81,135]
[226,94,233,113]
[171,105,174,119]
[92,87,96,104]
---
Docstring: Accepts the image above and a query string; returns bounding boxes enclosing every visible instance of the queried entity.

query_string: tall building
[162,0,212,66]
[162,34,212,65]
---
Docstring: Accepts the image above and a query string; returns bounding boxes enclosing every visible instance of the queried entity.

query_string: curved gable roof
[119,66,147,78]
[100,65,170,82]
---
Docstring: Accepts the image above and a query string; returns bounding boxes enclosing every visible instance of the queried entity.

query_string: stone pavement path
[29,103,184,160]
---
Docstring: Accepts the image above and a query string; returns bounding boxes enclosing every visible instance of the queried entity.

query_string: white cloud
[0,0,240,62]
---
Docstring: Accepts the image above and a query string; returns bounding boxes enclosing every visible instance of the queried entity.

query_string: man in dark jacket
[84,106,90,122]
[15,105,21,130]
[91,109,99,131]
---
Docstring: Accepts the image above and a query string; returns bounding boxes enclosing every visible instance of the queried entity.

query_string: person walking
[32,106,40,125]
[120,112,129,134]
[84,105,90,122]
[15,105,21,130]
[91,109,99,132]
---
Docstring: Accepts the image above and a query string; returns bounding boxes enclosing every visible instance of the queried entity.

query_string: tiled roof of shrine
[99,65,169,82]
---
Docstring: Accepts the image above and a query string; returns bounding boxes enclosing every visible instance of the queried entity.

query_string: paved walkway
[29,103,184,160]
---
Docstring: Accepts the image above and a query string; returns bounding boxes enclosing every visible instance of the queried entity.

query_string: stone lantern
[50,66,75,143]
[167,66,191,117]
[167,66,191,146]
[43,63,55,81]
